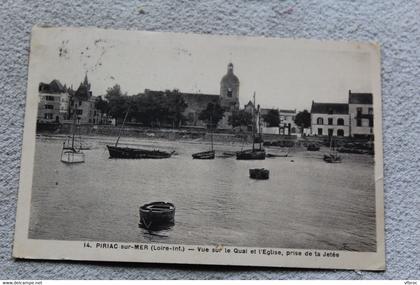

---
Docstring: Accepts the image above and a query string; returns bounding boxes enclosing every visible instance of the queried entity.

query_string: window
[227,88,232,98]
[357,107,362,116]
[337,129,344,136]
[328,118,333,125]
[44,104,54,109]
[78,101,82,106]
[357,118,362,127]
[76,109,83,115]
[317,128,323,135]
[45,96,55,101]
[328,129,333,136]
[337,118,344,125]
[369,117,373,127]
[291,127,296,133]
[317,117,324,125]
[368,107,373,115]
[44,113,53,119]
[328,108,333,115]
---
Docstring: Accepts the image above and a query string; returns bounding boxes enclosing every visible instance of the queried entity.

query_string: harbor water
[29,136,376,251]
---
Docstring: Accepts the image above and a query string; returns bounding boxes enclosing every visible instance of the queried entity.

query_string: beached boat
[106,108,174,159]
[192,150,215,159]
[107,145,174,159]
[266,152,288,158]
[236,92,266,160]
[249,168,270,180]
[192,117,215,159]
[139,201,175,231]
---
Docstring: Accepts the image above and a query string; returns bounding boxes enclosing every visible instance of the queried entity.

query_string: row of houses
[310,90,373,138]
[37,76,105,125]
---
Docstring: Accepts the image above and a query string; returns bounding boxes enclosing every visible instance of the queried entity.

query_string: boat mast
[71,104,77,149]
[210,115,214,152]
[115,107,130,147]
[257,104,262,150]
[252,92,256,151]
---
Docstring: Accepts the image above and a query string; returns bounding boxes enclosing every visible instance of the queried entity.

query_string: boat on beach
[106,108,174,159]
[107,145,174,159]
[192,116,215,160]
[139,201,175,231]
[192,150,215,159]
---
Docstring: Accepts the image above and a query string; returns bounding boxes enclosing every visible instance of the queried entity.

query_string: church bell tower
[220,63,240,110]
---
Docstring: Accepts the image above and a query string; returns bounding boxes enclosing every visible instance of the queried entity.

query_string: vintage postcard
[13,26,384,270]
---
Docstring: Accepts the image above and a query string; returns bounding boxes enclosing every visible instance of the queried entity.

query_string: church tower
[220,63,239,110]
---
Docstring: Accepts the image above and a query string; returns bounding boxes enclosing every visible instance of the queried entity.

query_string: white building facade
[310,102,350,137]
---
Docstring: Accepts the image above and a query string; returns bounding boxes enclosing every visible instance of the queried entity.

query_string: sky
[30,27,377,111]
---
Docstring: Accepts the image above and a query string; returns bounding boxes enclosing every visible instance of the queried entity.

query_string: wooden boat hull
[139,202,175,231]
[266,153,288,158]
[107,145,173,159]
[249,168,270,180]
[192,150,215,159]
[323,154,341,163]
[236,149,266,160]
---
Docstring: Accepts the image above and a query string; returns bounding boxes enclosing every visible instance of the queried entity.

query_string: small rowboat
[192,150,215,159]
[249,168,270,180]
[139,202,175,231]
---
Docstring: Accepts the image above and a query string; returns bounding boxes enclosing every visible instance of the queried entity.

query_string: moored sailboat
[61,110,85,164]
[236,92,266,160]
[106,108,174,159]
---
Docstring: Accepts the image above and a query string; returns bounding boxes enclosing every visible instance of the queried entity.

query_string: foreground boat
[139,202,175,231]
[107,108,174,159]
[249,168,270,180]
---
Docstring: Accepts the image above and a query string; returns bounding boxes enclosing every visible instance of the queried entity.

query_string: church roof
[221,73,239,84]
[311,102,348,114]
[348,92,373,104]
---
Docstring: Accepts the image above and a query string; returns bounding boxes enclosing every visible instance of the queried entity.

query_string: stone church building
[145,62,240,128]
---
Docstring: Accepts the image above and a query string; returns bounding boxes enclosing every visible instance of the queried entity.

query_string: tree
[94,96,109,123]
[294,109,311,133]
[198,102,225,129]
[165,90,188,128]
[229,110,253,129]
[262,109,280,127]
[105,84,129,123]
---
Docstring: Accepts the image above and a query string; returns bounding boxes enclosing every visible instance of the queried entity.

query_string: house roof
[39,79,66,93]
[349,92,373,104]
[311,102,348,114]
[279,109,296,114]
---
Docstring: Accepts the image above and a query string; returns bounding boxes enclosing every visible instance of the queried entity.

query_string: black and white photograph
[13,27,384,270]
